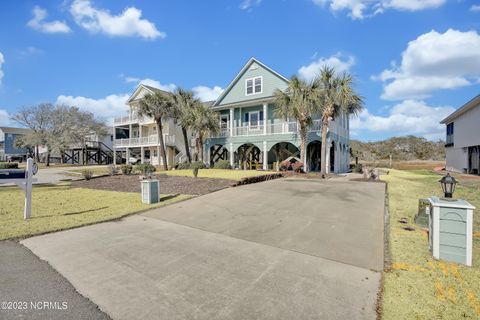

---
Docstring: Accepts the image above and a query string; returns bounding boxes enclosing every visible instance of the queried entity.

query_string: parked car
[6,155,25,163]
[128,157,141,165]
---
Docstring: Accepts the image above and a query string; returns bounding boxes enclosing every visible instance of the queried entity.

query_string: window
[446,122,454,146]
[245,76,262,96]
[220,115,229,130]
[245,111,264,130]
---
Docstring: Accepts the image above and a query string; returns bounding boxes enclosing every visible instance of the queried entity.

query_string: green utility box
[427,197,475,266]
[141,180,160,204]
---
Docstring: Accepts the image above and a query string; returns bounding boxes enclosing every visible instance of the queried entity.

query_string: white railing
[114,134,175,147]
[113,114,155,125]
[174,152,184,164]
[210,121,324,138]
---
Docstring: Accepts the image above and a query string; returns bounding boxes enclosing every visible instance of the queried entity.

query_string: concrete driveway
[22,178,385,320]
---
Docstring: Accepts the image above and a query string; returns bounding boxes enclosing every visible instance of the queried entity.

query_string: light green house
[205,57,350,173]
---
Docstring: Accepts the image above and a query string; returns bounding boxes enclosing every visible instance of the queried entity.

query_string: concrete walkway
[22,178,385,320]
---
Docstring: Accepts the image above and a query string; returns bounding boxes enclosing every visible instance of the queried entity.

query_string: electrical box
[141,180,160,204]
[427,196,475,266]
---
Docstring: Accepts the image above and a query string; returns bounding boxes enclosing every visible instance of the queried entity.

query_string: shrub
[193,167,199,178]
[120,164,133,175]
[0,162,19,169]
[351,163,363,173]
[213,160,231,170]
[107,165,118,176]
[135,163,156,177]
[190,161,206,170]
[177,162,191,170]
[81,169,93,181]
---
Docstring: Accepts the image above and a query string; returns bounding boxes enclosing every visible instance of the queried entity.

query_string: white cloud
[27,6,71,33]
[192,86,224,102]
[313,0,445,19]
[124,76,177,92]
[56,93,130,122]
[0,52,4,85]
[70,0,165,39]
[0,109,10,126]
[239,0,262,10]
[350,100,455,140]
[471,5,480,12]
[298,53,355,81]
[376,29,480,100]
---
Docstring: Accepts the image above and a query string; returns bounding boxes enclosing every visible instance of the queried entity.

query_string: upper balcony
[113,113,155,126]
[114,134,175,148]
[212,119,326,138]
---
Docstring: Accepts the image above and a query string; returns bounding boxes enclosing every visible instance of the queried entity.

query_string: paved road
[22,178,385,320]
[0,241,110,320]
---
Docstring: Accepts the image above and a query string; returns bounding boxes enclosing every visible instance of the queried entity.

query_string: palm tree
[318,66,364,175]
[171,88,198,163]
[273,76,322,166]
[137,92,175,170]
[188,102,220,163]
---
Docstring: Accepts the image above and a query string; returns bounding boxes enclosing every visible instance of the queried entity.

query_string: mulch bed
[71,174,234,195]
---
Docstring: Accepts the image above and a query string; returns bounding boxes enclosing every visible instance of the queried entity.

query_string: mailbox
[0,169,26,179]
[141,180,160,204]
[427,196,475,266]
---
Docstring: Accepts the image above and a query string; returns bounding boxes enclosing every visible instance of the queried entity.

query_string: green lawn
[382,169,480,319]
[0,184,190,240]
[163,169,276,180]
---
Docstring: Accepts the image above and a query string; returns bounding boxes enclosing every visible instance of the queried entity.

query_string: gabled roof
[440,94,480,124]
[212,57,289,107]
[126,84,170,104]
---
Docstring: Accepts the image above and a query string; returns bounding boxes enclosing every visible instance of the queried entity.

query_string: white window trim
[245,76,263,96]
[248,111,261,130]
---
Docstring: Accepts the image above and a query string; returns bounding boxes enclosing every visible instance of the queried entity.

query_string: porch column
[263,141,268,170]
[304,145,308,172]
[263,103,268,135]
[113,146,117,166]
[128,124,132,139]
[126,148,130,164]
[326,140,331,174]
[229,143,234,168]
[141,147,145,164]
[230,108,234,137]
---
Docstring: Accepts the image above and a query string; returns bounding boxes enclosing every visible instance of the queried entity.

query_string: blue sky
[0,0,479,141]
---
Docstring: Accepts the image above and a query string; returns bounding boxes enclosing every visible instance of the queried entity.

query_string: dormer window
[246,76,262,96]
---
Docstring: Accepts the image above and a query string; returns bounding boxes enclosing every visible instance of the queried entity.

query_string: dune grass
[164,169,276,181]
[0,184,190,240]
[382,169,480,319]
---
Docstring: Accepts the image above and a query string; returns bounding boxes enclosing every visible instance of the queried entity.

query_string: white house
[112,84,194,167]
[440,94,480,175]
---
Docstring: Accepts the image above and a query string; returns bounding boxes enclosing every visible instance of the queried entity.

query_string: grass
[382,169,480,319]
[0,184,190,240]
[163,169,276,181]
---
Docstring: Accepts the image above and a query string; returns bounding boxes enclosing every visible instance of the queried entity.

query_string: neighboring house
[205,58,350,173]
[113,85,194,167]
[441,95,480,175]
[62,127,115,165]
[0,127,32,161]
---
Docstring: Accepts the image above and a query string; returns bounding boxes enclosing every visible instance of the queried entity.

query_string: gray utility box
[141,180,160,204]
[427,197,475,266]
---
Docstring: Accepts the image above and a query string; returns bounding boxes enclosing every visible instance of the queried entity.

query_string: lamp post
[439,173,457,199]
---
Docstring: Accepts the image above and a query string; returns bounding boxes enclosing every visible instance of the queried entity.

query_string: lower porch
[206,138,350,173]
[114,145,179,168]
